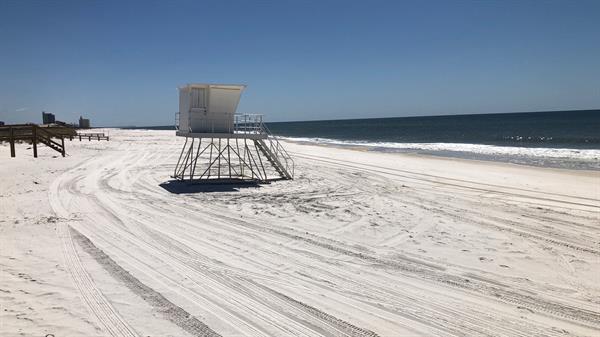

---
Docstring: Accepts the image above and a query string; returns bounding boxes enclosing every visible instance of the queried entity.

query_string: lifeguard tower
[173,83,294,182]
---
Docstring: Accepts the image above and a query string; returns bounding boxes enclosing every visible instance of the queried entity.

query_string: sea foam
[280,136,600,161]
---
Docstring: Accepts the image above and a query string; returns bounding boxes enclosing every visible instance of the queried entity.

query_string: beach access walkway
[0,124,110,158]
[0,124,71,157]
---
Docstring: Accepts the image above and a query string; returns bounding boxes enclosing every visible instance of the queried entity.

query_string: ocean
[127,110,600,170]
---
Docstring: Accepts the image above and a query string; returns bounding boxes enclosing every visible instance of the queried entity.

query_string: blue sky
[1,0,599,126]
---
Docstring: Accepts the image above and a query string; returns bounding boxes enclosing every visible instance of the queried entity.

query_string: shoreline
[110,126,600,171]
[279,137,600,171]
[112,126,600,170]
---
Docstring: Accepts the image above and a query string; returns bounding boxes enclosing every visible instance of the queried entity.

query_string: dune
[1,129,599,336]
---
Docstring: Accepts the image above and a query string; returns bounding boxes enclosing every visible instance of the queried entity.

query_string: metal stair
[256,122,294,180]
[255,139,292,180]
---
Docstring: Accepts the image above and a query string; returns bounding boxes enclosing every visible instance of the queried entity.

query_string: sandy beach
[1,129,599,337]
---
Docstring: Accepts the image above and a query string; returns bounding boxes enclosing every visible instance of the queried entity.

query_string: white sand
[1,129,599,337]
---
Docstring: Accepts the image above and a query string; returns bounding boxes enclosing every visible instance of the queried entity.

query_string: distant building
[42,111,55,124]
[79,116,90,129]
[0,121,4,126]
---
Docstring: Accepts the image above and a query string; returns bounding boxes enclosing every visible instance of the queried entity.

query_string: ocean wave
[279,136,600,161]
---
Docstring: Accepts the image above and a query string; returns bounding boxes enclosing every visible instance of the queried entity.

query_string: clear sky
[1,0,599,126]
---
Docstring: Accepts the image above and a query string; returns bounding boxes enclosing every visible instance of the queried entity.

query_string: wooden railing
[76,132,109,141]
[0,124,71,157]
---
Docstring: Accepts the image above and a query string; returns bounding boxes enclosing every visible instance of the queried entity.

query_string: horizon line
[105,108,599,129]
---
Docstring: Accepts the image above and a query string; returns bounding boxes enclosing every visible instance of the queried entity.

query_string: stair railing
[34,125,66,156]
[260,122,295,178]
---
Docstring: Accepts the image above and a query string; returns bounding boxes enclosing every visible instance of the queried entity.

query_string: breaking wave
[281,137,600,162]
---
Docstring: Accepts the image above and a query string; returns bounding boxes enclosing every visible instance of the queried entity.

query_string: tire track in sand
[50,174,140,337]
[200,209,600,329]
[70,227,222,337]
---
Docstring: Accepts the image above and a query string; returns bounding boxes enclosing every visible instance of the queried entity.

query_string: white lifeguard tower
[173,83,294,182]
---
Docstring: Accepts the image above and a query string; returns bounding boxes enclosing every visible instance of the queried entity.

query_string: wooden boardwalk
[0,124,75,157]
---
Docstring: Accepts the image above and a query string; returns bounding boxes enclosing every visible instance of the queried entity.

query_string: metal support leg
[174,137,189,177]
[188,138,195,180]
[227,139,232,179]
[208,138,213,179]
[236,138,243,177]
[254,140,268,180]
[190,138,202,179]
[217,138,221,179]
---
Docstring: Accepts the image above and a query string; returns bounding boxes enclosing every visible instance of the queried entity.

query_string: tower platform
[175,131,267,140]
